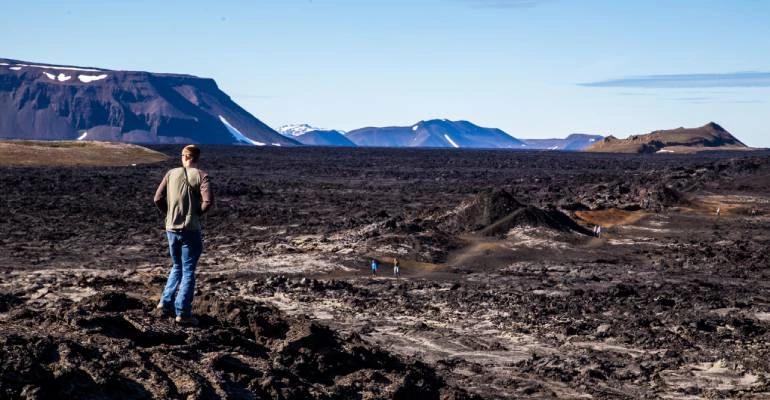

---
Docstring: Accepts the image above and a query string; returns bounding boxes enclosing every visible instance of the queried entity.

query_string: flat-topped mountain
[0,58,298,145]
[585,122,749,153]
[346,119,525,149]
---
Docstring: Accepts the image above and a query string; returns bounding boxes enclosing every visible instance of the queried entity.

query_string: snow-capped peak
[278,124,346,137]
[278,124,322,137]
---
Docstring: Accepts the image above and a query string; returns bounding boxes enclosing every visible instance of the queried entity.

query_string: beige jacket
[154,167,212,231]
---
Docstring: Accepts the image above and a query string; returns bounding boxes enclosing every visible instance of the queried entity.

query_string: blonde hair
[182,145,201,161]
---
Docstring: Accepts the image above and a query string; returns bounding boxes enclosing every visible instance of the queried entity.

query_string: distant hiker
[594,225,602,237]
[393,257,400,278]
[154,145,213,325]
[371,259,379,276]
[715,207,721,216]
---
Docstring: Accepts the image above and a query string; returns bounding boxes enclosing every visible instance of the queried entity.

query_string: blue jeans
[160,230,203,317]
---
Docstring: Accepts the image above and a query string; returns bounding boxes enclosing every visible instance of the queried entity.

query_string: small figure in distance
[715,207,721,216]
[371,258,379,276]
[393,257,400,278]
[593,225,602,238]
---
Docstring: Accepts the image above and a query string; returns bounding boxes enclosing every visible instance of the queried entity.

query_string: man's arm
[153,174,168,213]
[200,173,213,214]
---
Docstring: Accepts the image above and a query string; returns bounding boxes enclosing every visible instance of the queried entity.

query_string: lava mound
[479,204,590,236]
[442,189,523,231]
[438,189,588,236]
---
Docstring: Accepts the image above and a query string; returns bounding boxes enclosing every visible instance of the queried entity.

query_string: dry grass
[0,140,167,167]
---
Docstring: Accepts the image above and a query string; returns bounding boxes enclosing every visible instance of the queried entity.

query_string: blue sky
[3,0,770,147]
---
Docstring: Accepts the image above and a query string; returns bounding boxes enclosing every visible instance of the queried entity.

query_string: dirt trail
[575,208,648,228]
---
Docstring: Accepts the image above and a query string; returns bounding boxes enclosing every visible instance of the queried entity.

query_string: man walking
[154,145,213,325]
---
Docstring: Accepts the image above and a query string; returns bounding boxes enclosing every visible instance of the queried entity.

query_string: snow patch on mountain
[219,115,265,146]
[78,74,108,83]
[278,124,347,137]
[278,124,320,137]
[43,72,72,81]
[444,134,459,148]
[41,71,108,83]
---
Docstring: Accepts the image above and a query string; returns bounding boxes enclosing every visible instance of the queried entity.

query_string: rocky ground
[2,145,770,399]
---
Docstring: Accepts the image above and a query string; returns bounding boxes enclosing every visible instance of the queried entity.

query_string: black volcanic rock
[0,58,298,145]
[346,119,525,149]
[453,189,525,231]
[294,130,356,147]
[436,189,589,236]
[522,133,604,151]
[479,205,590,236]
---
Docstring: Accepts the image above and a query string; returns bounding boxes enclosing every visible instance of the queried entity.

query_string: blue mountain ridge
[293,130,356,147]
[345,119,527,149]
[522,134,604,151]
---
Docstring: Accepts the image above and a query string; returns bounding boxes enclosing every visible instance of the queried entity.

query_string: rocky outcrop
[585,122,748,153]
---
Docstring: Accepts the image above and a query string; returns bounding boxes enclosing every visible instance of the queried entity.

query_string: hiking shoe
[153,303,173,317]
[174,315,199,326]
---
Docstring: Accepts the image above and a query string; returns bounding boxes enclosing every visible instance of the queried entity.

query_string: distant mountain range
[346,119,526,149]
[2,58,753,153]
[279,121,602,150]
[0,58,298,145]
[277,124,355,147]
[521,134,604,151]
[585,122,748,153]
